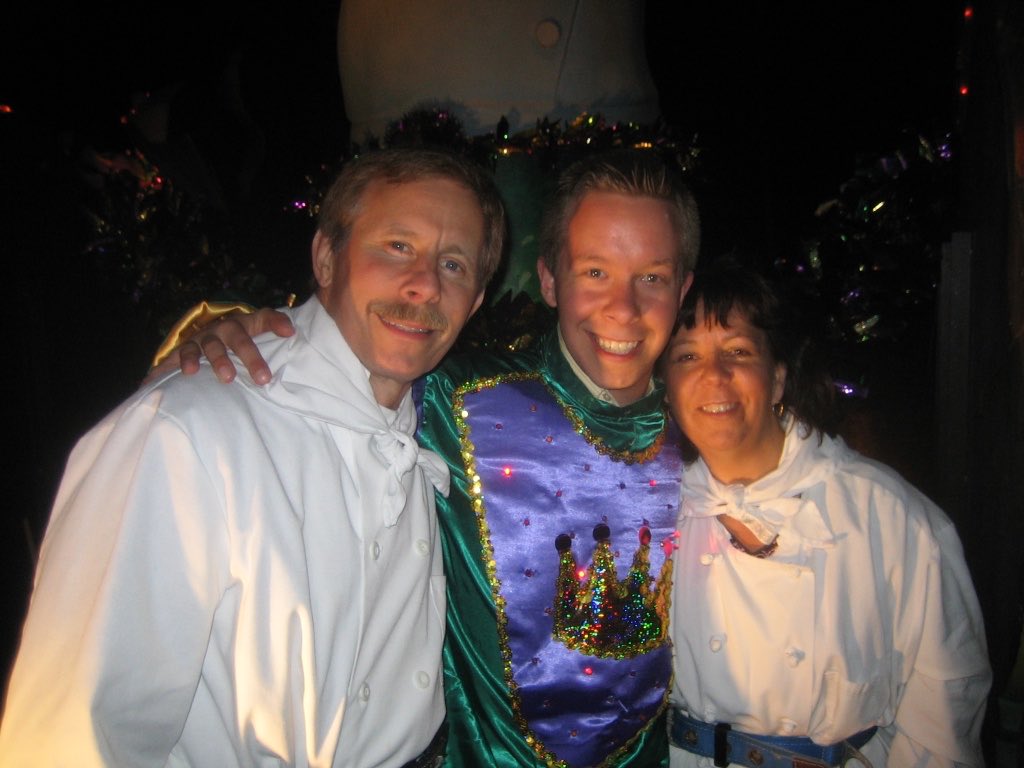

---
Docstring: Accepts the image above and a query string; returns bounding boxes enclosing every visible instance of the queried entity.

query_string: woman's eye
[442,259,464,273]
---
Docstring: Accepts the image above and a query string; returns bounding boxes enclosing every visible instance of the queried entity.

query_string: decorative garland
[78,107,956,391]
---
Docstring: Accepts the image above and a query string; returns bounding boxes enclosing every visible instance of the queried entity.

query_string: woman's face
[664,304,787,484]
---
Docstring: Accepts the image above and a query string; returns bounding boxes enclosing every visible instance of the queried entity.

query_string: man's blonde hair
[318,148,507,287]
[539,150,700,277]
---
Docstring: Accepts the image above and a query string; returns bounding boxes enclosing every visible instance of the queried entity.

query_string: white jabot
[237,296,450,525]
[681,419,838,549]
[671,420,991,766]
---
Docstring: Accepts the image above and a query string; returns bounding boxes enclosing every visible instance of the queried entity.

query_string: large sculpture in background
[337,1,666,305]
[337,0,659,142]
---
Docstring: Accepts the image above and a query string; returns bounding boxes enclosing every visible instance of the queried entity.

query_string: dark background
[4,0,1016,757]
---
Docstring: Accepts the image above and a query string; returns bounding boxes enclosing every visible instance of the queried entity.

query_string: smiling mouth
[699,402,737,414]
[380,316,434,335]
[594,336,640,356]
[372,301,448,335]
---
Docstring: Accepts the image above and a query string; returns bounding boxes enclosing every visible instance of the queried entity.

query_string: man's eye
[640,273,665,284]
[390,241,409,252]
[587,268,604,278]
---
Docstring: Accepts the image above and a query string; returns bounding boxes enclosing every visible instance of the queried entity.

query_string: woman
[662,258,990,767]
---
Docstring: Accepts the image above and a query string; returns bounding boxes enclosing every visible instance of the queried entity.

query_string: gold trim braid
[151,301,255,368]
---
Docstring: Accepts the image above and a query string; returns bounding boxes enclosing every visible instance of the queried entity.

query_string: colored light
[964,6,974,19]
[648,479,657,487]
[960,85,969,96]
[583,667,594,676]
[502,466,513,477]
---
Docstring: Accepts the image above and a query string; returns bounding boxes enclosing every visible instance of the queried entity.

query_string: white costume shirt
[0,297,449,768]
[670,423,990,767]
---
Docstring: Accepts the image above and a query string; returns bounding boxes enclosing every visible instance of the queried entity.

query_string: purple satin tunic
[459,376,682,766]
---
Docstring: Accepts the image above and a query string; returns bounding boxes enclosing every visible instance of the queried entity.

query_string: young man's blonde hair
[539,150,700,277]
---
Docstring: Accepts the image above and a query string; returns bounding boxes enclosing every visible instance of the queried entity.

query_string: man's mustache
[370,301,448,332]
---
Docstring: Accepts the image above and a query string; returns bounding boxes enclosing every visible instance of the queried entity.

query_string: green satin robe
[418,330,672,768]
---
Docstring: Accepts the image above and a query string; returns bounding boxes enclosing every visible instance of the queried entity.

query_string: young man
[157,150,699,767]
[420,152,697,768]
[0,148,506,768]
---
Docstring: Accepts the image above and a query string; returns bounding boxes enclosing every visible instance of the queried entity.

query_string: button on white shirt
[670,425,990,767]
[778,718,798,735]
[784,647,805,668]
[0,298,449,768]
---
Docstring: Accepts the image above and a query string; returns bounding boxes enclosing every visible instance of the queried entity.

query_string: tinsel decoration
[80,145,297,338]
[773,130,957,397]
[287,108,700,224]
[285,107,701,354]
[80,103,954,386]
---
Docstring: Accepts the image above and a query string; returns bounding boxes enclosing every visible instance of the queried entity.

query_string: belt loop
[713,722,731,767]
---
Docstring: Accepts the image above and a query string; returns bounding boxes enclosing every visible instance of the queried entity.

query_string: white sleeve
[0,394,230,767]
[885,512,991,767]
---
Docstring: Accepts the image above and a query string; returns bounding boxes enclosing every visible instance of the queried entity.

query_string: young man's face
[314,177,486,408]
[539,191,691,406]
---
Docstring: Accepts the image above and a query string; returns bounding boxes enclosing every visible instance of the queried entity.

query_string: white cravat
[236,297,450,526]
[681,419,838,550]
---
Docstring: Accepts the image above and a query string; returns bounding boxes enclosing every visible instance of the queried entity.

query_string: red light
[0,104,12,114]
[583,666,594,676]
[577,569,587,580]
[964,6,974,19]
[960,85,969,96]
[502,466,513,477]
[648,479,657,487]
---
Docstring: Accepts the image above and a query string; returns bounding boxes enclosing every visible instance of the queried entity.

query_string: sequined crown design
[552,524,673,658]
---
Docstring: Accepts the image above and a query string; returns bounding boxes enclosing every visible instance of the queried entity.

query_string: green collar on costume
[538,331,669,455]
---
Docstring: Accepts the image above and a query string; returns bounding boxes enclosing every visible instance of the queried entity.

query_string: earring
[773,402,786,419]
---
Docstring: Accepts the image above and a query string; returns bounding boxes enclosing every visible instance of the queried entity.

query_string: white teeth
[700,403,736,414]
[383,318,430,334]
[595,337,639,355]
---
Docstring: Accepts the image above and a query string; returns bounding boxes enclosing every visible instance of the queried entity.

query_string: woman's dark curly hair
[667,256,838,459]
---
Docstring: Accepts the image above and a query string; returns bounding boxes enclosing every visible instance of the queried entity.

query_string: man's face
[314,177,486,408]
[538,191,691,405]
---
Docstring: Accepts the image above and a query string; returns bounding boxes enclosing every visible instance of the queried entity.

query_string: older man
[160,150,701,767]
[0,148,505,768]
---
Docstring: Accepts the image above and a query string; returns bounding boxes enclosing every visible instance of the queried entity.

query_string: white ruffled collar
[234,296,450,525]
[680,419,845,551]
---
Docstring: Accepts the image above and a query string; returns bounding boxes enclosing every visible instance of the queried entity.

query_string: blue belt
[669,707,877,768]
